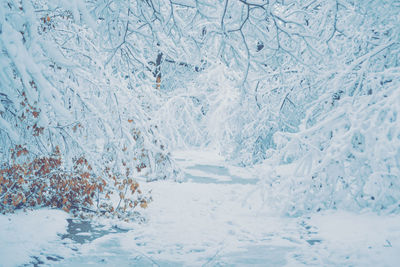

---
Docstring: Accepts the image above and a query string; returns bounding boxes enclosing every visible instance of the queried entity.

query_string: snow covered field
[1,150,399,266]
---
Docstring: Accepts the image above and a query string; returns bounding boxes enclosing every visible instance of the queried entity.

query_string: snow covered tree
[1,0,399,217]
[139,0,400,215]
[0,0,180,217]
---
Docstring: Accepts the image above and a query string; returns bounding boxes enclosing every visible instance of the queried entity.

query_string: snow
[117,181,298,265]
[0,116,20,142]
[0,0,399,265]
[286,210,400,266]
[303,211,400,266]
[49,150,300,266]
[1,150,400,266]
[0,209,69,267]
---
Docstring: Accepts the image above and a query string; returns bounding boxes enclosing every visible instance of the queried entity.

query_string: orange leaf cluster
[0,146,102,214]
[19,90,41,123]
[1,145,151,219]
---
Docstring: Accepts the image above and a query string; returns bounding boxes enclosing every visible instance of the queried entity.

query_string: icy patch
[185,164,232,181]
[173,149,226,167]
[61,219,129,244]
[174,149,259,184]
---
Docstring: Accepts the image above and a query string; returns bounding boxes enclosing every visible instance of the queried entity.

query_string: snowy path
[55,150,302,266]
[1,150,400,266]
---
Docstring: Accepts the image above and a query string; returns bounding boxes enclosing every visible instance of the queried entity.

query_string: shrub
[0,145,150,219]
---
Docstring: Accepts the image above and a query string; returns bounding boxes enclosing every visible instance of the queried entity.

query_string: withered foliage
[0,145,151,219]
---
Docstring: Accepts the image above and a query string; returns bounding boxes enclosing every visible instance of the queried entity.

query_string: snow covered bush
[261,72,400,216]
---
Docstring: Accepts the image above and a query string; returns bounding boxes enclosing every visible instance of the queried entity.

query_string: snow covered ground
[0,209,69,266]
[1,150,400,266]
